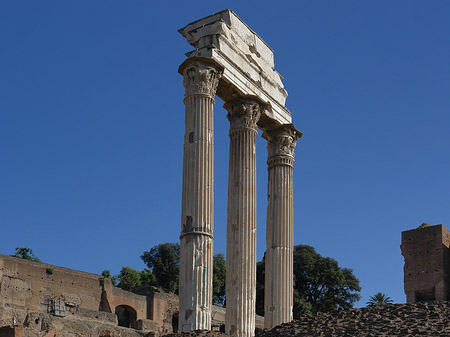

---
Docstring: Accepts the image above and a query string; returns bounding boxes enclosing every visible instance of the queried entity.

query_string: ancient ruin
[0,254,174,336]
[0,254,263,336]
[177,10,301,337]
[4,221,450,336]
[165,303,450,337]
[401,223,450,303]
[6,8,450,337]
[253,302,450,337]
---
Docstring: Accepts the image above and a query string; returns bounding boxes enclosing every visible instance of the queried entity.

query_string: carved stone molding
[224,98,265,132]
[267,156,295,168]
[182,61,222,99]
[266,125,301,159]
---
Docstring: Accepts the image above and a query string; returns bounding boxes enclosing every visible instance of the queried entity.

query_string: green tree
[139,268,156,287]
[256,251,315,317]
[100,269,117,286]
[293,245,361,317]
[11,247,41,262]
[141,243,180,293]
[366,292,393,306]
[256,245,361,318]
[116,267,142,291]
[213,253,226,306]
[293,289,313,318]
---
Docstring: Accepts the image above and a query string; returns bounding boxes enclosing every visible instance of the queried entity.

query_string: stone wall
[401,224,450,302]
[151,290,178,334]
[0,254,263,336]
[5,311,149,337]
[0,254,154,336]
[135,286,179,335]
[102,280,148,324]
[0,254,104,327]
[136,286,265,334]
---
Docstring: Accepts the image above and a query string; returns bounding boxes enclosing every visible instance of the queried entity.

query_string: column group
[179,58,300,337]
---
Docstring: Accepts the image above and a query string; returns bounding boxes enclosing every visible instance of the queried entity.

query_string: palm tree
[366,292,394,306]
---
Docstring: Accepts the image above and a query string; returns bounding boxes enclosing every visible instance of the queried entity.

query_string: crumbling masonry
[178,10,301,337]
[0,253,265,336]
[401,224,450,303]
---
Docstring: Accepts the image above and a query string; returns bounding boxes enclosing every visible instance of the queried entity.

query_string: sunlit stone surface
[178,10,302,336]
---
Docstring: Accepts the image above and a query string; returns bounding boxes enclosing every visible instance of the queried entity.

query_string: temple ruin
[177,10,301,337]
[3,6,450,337]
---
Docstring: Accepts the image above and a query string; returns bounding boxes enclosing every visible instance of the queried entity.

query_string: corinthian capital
[182,60,222,98]
[224,98,265,132]
[266,125,302,158]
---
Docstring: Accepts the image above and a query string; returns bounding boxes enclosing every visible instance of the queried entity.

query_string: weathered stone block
[136,318,157,332]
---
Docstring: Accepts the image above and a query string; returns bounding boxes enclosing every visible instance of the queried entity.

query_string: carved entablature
[266,125,302,159]
[179,10,293,125]
[224,98,266,132]
[182,61,222,99]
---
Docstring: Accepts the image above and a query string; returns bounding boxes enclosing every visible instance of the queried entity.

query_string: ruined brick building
[0,253,174,336]
[0,254,263,336]
[401,223,450,303]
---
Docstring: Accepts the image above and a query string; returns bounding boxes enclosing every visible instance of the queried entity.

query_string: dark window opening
[415,288,436,302]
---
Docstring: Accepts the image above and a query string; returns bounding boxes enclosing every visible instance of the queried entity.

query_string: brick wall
[401,224,450,302]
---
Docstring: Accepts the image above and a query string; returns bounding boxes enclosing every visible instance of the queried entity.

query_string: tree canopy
[140,243,226,300]
[213,253,226,306]
[141,243,180,293]
[292,245,361,317]
[256,245,361,318]
[11,247,41,262]
[106,241,360,319]
[116,266,141,291]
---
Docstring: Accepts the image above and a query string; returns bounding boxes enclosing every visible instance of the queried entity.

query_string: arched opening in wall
[115,305,137,328]
[171,312,179,332]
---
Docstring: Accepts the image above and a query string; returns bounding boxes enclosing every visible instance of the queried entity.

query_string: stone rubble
[257,302,450,337]
[164,302,450,337]
[164,331,229,337]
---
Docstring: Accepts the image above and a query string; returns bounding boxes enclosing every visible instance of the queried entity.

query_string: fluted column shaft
[179,60,222,332]
[264,125,300,328]
[224,98,264,337]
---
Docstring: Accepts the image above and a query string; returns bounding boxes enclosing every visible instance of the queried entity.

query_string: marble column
[179,59,222,332]
[224,98,265,337]
[264,125,301,329]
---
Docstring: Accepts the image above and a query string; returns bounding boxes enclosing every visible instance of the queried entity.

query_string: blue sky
[1,1,449,307]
